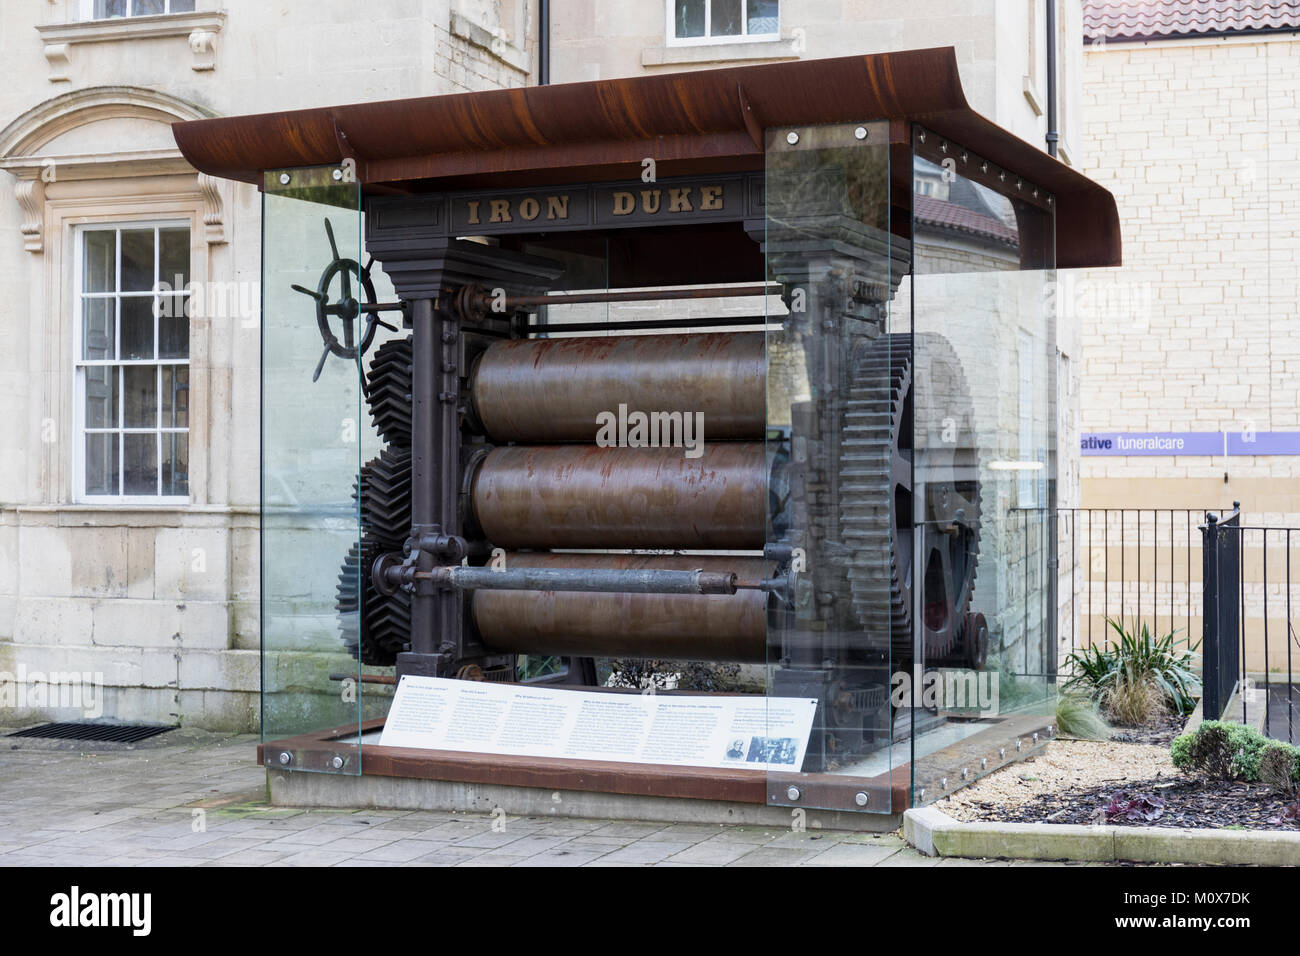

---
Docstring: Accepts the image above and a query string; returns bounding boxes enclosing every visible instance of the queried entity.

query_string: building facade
[0,0,538,730]
[1078,1,1300,666]
[1,1,1087,730]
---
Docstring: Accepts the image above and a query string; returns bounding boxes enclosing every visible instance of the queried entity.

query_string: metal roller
[470,332,765,442]
[473,553,770,663]
[471,443,767,550]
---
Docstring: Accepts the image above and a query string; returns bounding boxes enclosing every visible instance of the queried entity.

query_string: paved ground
[0,728,1087,867]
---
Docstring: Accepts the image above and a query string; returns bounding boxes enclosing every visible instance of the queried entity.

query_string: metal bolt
[941,777,948,790]
[981,757,988,770]
[999,171,1007,182]
[854,126,868,141]
[278,173,291,185]
[278,751,292,766]
[1016,738,1023,751]
[960,151,969,163]
[980,162,988,173]
[961,767,969,780]
[1048,724,1055,736]
[332,168,343,181]
[786,785,801,801]
[331,755,345,770]
[1047,196,1053,204]
[786,131,800,145]
[918,130,926,143]
[999,747,1006,758]
[940,140,948,153]
[854,791,869,807]
[918,788,926,800]
[1032,732,1039,743]
[1032,188,1039,198]
[1016,178,1023,190]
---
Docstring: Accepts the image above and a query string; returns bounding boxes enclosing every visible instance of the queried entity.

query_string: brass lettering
[612,191,635,216]
[519,197,540,221]
[668,188,692,212]
[466,200,481,225]
[546,195,569,220]
[640,189,661,214]
[699,185,724,211]
[489,199,512,223]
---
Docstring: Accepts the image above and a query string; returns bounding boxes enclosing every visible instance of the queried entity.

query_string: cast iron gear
[839,332,981,664]
[335,534,411,666]
[353,446,412,550]
[366,335,413,447]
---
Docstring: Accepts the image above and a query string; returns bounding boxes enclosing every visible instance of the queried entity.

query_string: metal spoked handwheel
[292,217,396,382]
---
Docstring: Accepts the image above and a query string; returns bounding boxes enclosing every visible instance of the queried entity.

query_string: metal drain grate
[7,722,175,743]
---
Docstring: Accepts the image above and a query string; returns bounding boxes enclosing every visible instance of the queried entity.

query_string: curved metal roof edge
[172,47,1120,269]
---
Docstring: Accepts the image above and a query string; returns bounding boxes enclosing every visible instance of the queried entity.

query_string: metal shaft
[472,553,770,663]
[470,332,766,442]
[438,565,740,595]
[468,283,778,310]
[471,442,767,550]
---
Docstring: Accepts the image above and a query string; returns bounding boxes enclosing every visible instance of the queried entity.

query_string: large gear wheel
[353,446,412,550]
[366,335,412,447]
[839,332,981,665]
[335,534,411,666]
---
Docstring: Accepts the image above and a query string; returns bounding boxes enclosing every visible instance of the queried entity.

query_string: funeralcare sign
[440,174,761,235]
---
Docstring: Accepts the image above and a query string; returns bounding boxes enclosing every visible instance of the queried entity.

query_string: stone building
[1077,1,1300,666]
[0,0,538,730]
[0,1,1088,729]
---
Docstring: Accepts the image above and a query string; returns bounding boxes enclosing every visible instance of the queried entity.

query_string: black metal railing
[1201,505,1242,722]
[1200,512,1300,743]
[1056,507,1230,655]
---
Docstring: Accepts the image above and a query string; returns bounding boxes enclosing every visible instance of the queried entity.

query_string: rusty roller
[469,332,766,442]
[471,442,767,550]
[473,553,770,663]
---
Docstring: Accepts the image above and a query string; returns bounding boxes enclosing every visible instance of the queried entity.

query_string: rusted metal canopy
[172,47,1120,268]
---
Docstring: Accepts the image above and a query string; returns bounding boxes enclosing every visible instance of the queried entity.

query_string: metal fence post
[1202,512,1221,720]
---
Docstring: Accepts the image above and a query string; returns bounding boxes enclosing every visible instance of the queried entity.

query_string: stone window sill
[643,38,800,67]
[36,11,227,81]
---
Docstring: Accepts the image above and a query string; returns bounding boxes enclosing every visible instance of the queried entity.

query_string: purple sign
[1081,432,1224,456]
[1225,431,1300,456]
[1082,431,1300,456]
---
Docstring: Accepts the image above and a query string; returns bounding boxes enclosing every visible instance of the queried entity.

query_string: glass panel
[83,231,115,293]
[261,166,363,772]
[158,296,188,358]
[161,431,188,497]
[123,433,157,495]
[674,0,705,37]
[162,365,188,428]
[85,433,118,495]
[123,364,157,428]
[120,229,155,292]
[169,0,196,12]
[711,0,742,35]
[82,297,114,360]
[94,0,128,20]
[84,366,118,429]
[765,121,896,812]
[159,227,190,289]
[906,128,1057,805]
[120,297,154,359]
[132,0,165,15]
[747,0,778,34]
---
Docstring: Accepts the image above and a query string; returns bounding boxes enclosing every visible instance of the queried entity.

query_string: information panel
[380,677,817,771]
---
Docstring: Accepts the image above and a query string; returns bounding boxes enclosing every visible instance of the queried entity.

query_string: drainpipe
[539,0,550,86]
[1045,0,1059,157]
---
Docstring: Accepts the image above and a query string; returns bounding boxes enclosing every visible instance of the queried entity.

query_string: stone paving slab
[0,728,1105,867]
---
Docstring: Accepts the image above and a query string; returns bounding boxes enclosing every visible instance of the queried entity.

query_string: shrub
[1063,619,1200,725]
[1055,691,1111,741]
[1260,743,1300,796]
[1170,721,1271,781]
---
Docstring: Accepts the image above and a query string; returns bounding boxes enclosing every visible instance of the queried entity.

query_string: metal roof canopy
[172,47,1120,269]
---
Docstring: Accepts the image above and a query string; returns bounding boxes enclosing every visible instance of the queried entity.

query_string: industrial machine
[175,48,1120,816]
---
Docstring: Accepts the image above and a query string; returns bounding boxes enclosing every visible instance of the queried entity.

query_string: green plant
[1063,619,1201,724]
[1260,742,1300,796]
[1055,691,1111,741]
[1170,721,1270,781]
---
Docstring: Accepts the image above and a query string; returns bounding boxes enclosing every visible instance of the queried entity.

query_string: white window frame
[78,0,197,21]
[665,0,780,46]
[73,220,191,505]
